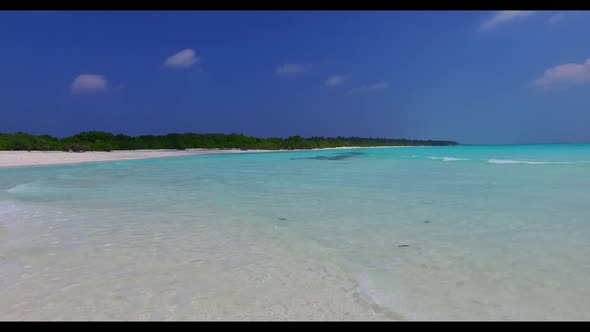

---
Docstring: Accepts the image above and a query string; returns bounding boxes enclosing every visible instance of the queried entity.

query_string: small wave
[5,182,69,202]
[7,183,41,194]
[487,159,572,165]
[428,156,469,162]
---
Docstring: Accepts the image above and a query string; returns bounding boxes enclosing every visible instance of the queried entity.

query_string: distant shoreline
[0,131,458,153]
[0,146,416,168]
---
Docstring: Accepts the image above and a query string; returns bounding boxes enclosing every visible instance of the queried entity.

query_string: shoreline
[0,146,416,168]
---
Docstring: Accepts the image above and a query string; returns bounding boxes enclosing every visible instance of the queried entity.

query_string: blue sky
[1,11,589,144]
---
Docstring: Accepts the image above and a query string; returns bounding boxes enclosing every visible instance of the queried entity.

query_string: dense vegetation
[0,131,458,152]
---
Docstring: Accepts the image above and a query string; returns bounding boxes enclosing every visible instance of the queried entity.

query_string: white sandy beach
[0,149,268,168]
[0,146,406,168]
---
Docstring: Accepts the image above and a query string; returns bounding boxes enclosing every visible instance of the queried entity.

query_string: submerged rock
[291,152,364,161]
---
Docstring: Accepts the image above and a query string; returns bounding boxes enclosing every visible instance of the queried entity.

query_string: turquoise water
[1,145,590,320]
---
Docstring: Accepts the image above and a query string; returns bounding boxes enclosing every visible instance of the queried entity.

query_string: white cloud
[532,58,590,88]
[276,64,307,76]
[71,74,108,95]
[325,74,351,87]
[163,49,198,68]
[548,13,564,24]
[480,11,535,30]
[349,81,389,94]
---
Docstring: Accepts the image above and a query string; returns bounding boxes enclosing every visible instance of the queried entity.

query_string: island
[0,131,458,152]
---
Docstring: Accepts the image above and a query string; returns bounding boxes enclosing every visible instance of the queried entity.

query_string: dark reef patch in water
[291,151,364,161]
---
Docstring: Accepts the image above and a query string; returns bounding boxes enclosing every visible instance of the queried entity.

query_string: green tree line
[0,131,458,152]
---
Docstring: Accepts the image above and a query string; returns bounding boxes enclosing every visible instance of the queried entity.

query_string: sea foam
[6,183,40,194]
[428,156,469,162]
[487,159,572,165]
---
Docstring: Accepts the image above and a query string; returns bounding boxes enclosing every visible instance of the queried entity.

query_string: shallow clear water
[1,145,590,320]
